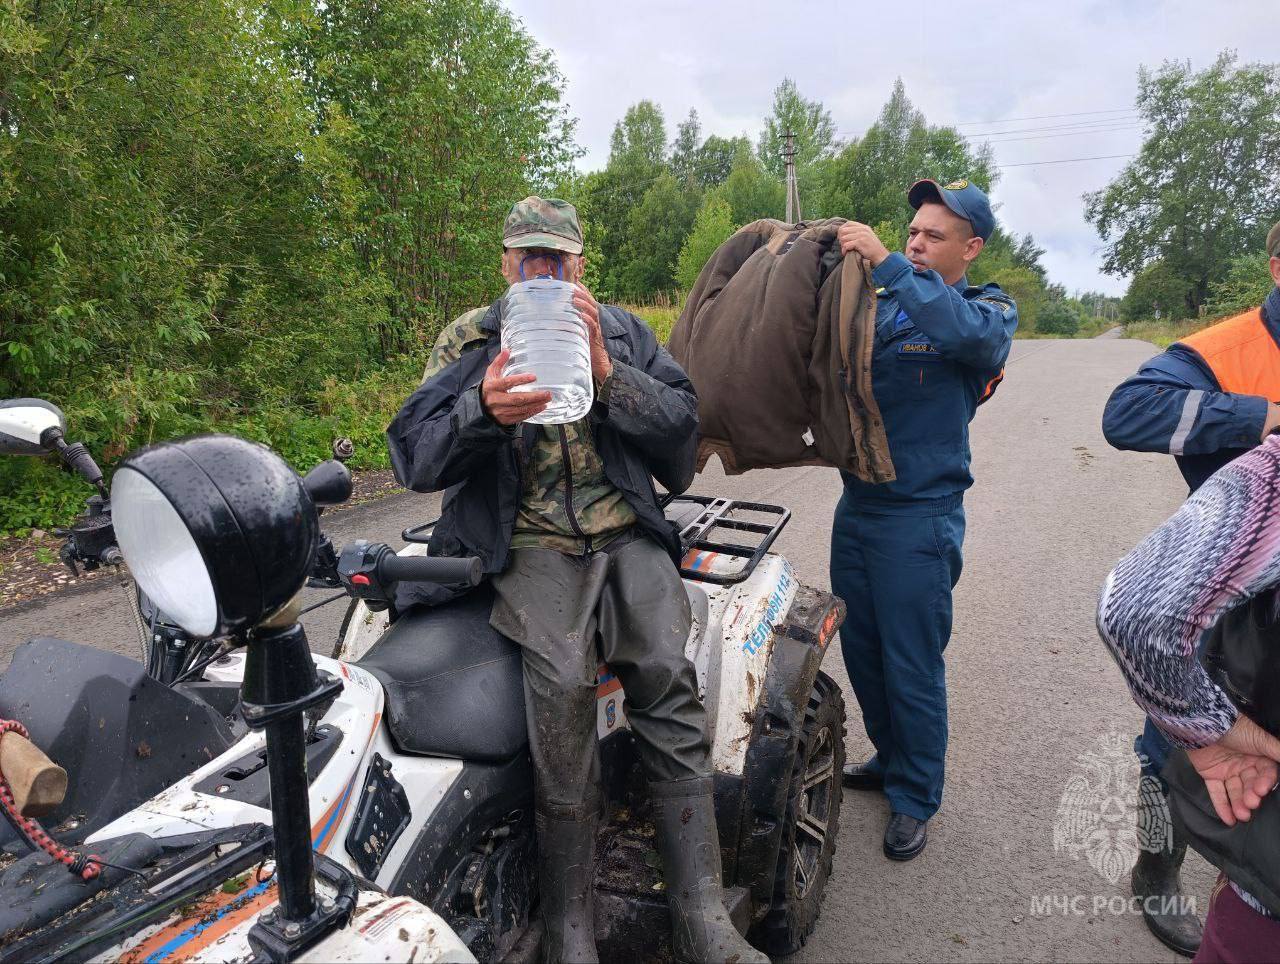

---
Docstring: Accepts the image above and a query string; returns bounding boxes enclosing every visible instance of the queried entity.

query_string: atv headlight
[113,468,218,636]
[112,435,319,638]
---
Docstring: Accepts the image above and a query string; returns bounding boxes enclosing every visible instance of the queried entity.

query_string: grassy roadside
[620,299,681,344]
[1120,317,1214,349]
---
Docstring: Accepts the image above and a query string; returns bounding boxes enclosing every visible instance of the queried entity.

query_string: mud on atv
[0,403,846,961]
[335,495,847,959]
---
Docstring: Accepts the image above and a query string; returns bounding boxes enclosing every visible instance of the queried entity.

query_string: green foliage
[619,299,682,346]
[0,6,1123,532]
[1011,234,1049,283]
[609,101,668,168]
[1204,251,1275,317]
[591,101,669,298]
[1121,261,1197,322]
[872,220,902,252]
[820,79,996,225]
[671,109,703,184]
[1121,316,1211,350]
[304,0,578,345]
[1036,300,1080,337]
[712,153,785,227]
[757,77,837,209]
[677,197,736,291]
[1086,52,1280,313]
[554,171,606,294]
[0,0,573,533]
[614,172,699,300]
[693,135,753,190]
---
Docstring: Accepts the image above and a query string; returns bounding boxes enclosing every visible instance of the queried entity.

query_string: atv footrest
[591,800,752,960]
[595,886,750,962]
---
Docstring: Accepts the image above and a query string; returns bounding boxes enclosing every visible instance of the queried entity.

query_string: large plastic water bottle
[501,278,594,425]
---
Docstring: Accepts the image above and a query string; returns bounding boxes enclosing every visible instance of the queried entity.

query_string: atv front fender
[723,585,843,907]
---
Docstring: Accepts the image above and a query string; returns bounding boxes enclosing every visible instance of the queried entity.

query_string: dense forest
[2,1,1277,532]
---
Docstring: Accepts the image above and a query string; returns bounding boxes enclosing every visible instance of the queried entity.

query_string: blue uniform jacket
[841,251,1018,509]
[1101,289,1280,492]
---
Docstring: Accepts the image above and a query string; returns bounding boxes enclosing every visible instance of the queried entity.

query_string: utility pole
[783,130,801,224]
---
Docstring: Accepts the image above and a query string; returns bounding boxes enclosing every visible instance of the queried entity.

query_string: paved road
[0,337,1204,962]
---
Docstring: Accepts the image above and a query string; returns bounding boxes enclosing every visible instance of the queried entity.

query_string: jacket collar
[479,296,627,338]
[1263,286,1280,343]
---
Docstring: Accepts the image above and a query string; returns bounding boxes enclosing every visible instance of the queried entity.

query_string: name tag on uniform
[897,341,942,361]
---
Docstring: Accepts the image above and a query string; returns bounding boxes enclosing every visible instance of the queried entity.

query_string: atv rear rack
[403,495,791,587]
[662,494,790,585]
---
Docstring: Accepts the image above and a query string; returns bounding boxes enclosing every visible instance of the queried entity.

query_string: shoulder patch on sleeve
[422,308,491,383]
[971,285,1015,313]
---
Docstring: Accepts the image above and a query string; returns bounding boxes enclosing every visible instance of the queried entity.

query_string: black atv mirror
[0,399,65,456]
[111,435,320,638]
[302,459,353,508]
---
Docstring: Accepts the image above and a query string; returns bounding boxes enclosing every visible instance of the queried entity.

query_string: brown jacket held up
[668,218,895,483]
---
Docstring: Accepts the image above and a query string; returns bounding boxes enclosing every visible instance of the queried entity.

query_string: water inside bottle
[501,278,594,424]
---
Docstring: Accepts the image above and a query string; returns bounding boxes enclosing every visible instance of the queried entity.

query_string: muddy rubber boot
[1131,828,1202,958]
[651,777,770,964]
[536,806,600,964]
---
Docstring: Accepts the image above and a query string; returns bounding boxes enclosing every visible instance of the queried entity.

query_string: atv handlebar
[336,540,483,610]
[376,552,482,588]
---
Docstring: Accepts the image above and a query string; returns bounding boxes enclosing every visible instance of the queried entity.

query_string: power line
[979,124,1141,145]
[572,127,1138,202]
[963,114,1141,137]
[833,113,1142,145]
[993,152,1136,170]
[955,106,1134,126]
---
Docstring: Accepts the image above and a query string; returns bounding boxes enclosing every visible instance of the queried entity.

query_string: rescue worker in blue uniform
[1098,220,1280,957]
[832,179,1017,860]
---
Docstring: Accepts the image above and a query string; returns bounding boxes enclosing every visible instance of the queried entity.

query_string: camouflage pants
[489,534,709,817]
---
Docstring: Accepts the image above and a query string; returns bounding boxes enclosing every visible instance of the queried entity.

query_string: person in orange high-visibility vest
[1101,221,1280,959]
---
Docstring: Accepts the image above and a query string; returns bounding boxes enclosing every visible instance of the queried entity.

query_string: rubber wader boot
[651,777,769,964]
[1131,801,1202,959]
[537,806,600,964]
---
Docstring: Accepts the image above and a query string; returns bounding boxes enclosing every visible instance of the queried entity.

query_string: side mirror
[302,459,353,508]
[0,399,66,456]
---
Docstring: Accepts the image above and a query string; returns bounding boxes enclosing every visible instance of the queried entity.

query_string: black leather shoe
[841,759,885,791]
[883,813,927,861]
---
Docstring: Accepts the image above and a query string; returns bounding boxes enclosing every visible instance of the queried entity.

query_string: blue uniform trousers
[1136,719,1172,787]
[830,491,965,821]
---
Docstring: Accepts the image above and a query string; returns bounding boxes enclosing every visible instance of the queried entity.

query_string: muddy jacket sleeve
[1094,439,1280,747]
[595,310,699,493]
[387,353,514,493]
[871,251,1016,369]
[1102,345,1269,456]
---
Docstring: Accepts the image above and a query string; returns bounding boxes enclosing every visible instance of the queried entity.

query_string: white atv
[0,403,845,962]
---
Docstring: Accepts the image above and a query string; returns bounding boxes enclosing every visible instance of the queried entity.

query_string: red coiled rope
[0,720,101,881]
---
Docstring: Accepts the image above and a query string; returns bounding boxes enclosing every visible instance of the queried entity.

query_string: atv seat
[356,585,528,763]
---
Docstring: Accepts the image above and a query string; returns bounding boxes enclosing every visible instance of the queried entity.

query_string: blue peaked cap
[908,178,995,242]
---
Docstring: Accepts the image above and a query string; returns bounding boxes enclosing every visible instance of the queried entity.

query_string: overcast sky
[503,0,1274,296]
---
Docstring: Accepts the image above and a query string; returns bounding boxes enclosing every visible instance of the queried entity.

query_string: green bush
[1204,252,1274,317]
[0,0,572,534]
[1121,261,1195,322]
[0,361,424,536]
[1037,300,1081,336]
[676,197,736,291]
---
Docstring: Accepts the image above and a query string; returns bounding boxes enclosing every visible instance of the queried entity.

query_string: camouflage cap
[502,196,584,255]
[1268,220,1280,259]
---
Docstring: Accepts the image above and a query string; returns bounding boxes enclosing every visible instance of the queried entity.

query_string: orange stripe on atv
[126,712,383,960]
